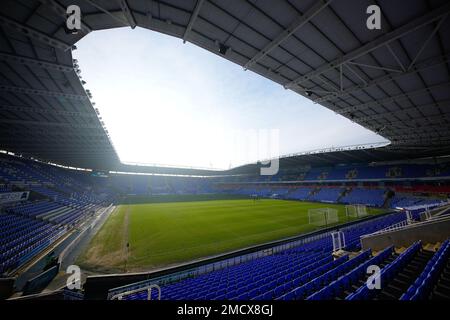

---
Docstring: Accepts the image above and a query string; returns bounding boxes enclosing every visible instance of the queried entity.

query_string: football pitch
[77,199,385,272]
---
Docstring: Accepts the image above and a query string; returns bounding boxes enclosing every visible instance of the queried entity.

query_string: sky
[73,27,388,170]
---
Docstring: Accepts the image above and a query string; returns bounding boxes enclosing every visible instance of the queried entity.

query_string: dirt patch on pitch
[76,207,130,272]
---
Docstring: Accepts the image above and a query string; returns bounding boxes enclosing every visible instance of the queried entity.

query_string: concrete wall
[361,217,450,251]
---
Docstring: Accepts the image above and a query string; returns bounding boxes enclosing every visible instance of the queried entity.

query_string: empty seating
[340,188,386,207]
[345,241,433,300]
[390,195,445,209]
[0,155,115,275]
[308,188,343,203]
[308,246,395,300]
[401,239,450,300]
[111,212,415,301]
[0,213,63,275]
[6,200,63,217]
[285,187,313,200]
[1,152,449,300]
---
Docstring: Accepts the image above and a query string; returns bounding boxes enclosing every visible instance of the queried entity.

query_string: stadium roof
[0,0,449,174]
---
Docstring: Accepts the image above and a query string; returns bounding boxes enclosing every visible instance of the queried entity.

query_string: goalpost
[345,204,368,218]
[308,208,339,227]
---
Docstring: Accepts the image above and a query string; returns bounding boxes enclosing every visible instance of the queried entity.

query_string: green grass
[77,199,384,272]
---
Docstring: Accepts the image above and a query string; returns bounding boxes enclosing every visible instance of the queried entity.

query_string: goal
[345,204,368,218]
[308,208,339,227]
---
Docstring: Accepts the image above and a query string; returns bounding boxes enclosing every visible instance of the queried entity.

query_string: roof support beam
[380,122,450,135]
[407,14,448,70]
[83,0,129,27]
[0,52,73,72]
[296,88,336,95]
[388,145,450,152]
[0,118,103,129]
[344,63,367,86]
[317,74,340,92]
[393,131,450,140]
[0,128,107,138]
[285,2,450,88]
[314,53,450,103]
[0,85,89,100]
[7,136,89,147]
[183,0,205,43]
[357,100,450,123]
[0,142,114,152]
[386,44,406,72]
[0,144,114,154]
[392,138,450,145]
[386,145,443,150]
[336,82,450,115]
[0,14,72,51]
[36,0,92,34]
[118,0,137,29]
[244,0,332,70]
[0,135,105,143]
[0,104,97,118]
[346,61,402,74]
[355,100,450,123]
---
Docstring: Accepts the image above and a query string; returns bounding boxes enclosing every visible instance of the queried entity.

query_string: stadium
[0,0,450,307]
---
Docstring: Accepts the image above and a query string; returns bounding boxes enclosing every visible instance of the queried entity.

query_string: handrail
[110,284,161,301]
[364,220,409,237]
[362,214,450,239]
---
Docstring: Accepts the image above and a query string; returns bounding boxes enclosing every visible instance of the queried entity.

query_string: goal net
[345,204,368,218]
[308,208,339,226]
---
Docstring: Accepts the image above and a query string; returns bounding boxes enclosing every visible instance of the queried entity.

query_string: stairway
[335,252,399,300]
[374,249,434,300]
[336,189,349,203]
[382,190,395,208]
[430,254,450,299]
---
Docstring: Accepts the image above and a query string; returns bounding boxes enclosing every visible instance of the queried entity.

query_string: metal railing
[362,212,450,239]
[363,220,410,237]
[105,211,396,299]
[110,284,161,301]
[106,230,332,299]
